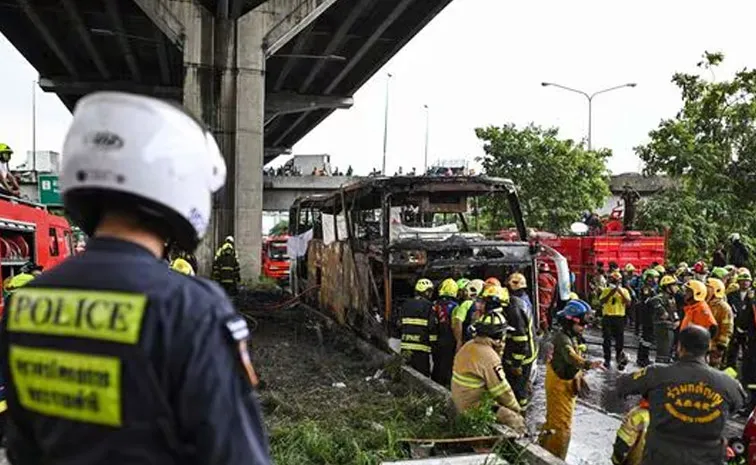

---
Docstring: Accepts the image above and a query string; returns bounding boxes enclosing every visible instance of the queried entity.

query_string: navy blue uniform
[0,238,271,465]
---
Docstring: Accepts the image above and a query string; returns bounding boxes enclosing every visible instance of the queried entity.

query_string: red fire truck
[0,194,73,310]
[261,235,290,283]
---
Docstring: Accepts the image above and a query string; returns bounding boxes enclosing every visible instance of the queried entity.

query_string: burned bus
[288,175,570,342]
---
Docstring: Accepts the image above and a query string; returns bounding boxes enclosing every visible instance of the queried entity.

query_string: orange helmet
[507,273,527,290]
[485,277,501,287]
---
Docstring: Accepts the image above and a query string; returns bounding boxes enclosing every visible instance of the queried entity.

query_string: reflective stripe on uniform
[401,342,431,353]
[489,380,511,397]
[452,372,485,389]
[510,335,528,342]
[402,318,428,326]
[429,335,438,342]
[512,353,526,360]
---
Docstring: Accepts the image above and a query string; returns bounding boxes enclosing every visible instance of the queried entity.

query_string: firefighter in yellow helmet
[680,280,718,337]
[431,278,459,386]
[611,397,650,465]
[541,299,604,458]
[451,310,526,434]
[452,279,485,351]
[170,257,196,276]
[706,277,733,368]
[399,278,437,376]
[503,272,537,408]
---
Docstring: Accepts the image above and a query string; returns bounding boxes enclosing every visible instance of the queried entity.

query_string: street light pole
[382,73,392,175]
[423,104,429,172]
[541,82,637,151]
[31,80,37,172]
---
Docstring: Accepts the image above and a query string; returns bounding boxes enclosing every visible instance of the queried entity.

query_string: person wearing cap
[0,93,271,464]
[212,235,241,296]
[451,310,526,434]
[726,267,753,370]
[600,270,632,370]
[540,299,604,459]
[706,278,733,369]
[617,325,746,465]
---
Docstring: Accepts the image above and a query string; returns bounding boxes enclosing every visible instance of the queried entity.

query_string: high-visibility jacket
[681,301,717,332]
[600,286,632,317]
[451,337,521,416]
[708,297,734,348]
[6,273,35,292]
[399,296,437,353]
[212,243,240,286]
[611,404,649,465]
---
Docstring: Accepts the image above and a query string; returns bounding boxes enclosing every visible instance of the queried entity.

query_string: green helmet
[711,267,728,280]
[456,278,470,291]
[643,269,660,280]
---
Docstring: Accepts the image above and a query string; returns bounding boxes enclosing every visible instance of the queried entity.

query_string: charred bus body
[288,175,570,342]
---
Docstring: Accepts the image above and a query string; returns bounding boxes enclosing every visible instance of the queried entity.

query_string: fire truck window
[49,228,60,257]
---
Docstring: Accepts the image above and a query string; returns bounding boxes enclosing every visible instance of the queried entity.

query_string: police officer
[617,325,746,465]
[0,92,272,464]
[399,278,437,376]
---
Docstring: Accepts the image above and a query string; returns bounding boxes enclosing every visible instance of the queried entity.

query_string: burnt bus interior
[289,176,543,342]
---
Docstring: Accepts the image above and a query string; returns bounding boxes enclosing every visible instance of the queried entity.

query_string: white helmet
[225,235,234,244]
[61,92,226,250]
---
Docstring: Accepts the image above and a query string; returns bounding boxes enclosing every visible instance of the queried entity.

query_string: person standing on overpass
[616,325,746,465]
[0,92,271,465]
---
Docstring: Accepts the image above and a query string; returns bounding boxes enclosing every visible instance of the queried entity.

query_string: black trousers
[505,362,533,407]
[404,351,431,376]
[431,339,455,386]
[637,322,654,365]
[726,333,745,369]
[602,316,626,363]
[743,339,756,410]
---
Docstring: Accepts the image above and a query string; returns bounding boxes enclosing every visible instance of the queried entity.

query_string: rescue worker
[680,280,718,338]
[623,263,638,329]
[0,92,272,464]
[485,277,502,288]
[617,325,746,465]
[733,273,756,412]
[537,262,557,332]
[451,311,526,434]
[706,277,733,369]
[431,278,458,386]
[726,268,753,370]
[646,275,680,364]
[399,278,437,376]
[212,235,241,296]
[455,278,470,301]
[636,269,660,367]
[600,270,632,370]
[452,279,485,350]
[170,256,196,276]
[692,260,708,282]
[611,397,650,465]
[0,143,20,196]
[503,272,537,408]
[540,299,604,459]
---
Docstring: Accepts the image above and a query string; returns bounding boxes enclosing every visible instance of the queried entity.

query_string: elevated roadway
[0,0,456,276]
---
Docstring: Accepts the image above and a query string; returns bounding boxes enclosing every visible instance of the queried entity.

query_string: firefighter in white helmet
[0,92,271,464]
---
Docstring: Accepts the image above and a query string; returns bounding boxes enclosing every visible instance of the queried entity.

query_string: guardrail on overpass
[263,175,358,211]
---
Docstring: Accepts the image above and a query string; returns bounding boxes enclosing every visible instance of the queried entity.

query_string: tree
[635,52,756,262]
[269,220,289,236]
[475,123,611,232]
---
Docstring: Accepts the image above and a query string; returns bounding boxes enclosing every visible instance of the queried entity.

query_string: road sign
[38,174,61,206]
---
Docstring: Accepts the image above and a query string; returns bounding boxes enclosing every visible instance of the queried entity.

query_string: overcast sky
[2,0,755,176]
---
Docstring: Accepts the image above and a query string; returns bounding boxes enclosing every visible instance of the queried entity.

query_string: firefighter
[636,269,660,367]
[399,278,437,376]
[212,236,241,296]
[485,277,502,287]
[733,274,756,412]
[0,143,20,196]
[600,270,632,370]
[540,299,604,459]
[706,277,733,369]
[503,272,537,408]
[611,397,650,465]
[647,275,680,364]
[726,268,753,370]
[456,278,470,300]
[617,325,746,465]
[452,279,485,350]
[680,280,718,338]
[170,256,196,276]
[0,92,272,464]
[451,310,526,434]
[537,262,557,332]
[431,278,458,386]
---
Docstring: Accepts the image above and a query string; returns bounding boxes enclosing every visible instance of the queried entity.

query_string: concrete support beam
[17,0,78,77]
[132,0,186,48]
[263,0,342,58]
[61,0,110,79]
[104,0,142,81]
[37,77,182,99]
[265,92,353,123]
[265,146,292,159]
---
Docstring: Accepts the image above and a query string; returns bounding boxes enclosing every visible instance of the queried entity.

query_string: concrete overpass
[0,0,456,277]
[262,175,358,210]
